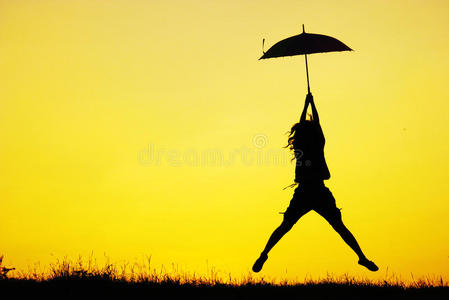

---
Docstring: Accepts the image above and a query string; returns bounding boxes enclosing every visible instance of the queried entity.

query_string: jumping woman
[252,93,378,273]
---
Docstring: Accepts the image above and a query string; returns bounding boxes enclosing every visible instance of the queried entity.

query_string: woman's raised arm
[309,93,320,124]
[300,93,311,123]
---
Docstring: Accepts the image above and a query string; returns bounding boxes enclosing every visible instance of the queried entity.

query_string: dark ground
[1,278,448,299]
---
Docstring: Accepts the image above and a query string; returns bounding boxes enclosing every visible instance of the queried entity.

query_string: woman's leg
[260,219,295,256]
[328,217,378,271]
[315,188,366,259]
[253,209,308,273]
[327,217,366,260]
[315,188,378,271]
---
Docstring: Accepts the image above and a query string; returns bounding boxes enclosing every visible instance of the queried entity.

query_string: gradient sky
[1,0,448,281]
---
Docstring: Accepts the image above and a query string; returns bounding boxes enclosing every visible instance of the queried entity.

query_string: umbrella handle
[303,24,311,94]
[305,54,311,94]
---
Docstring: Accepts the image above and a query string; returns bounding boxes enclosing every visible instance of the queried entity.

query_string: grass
[1,255,447,299]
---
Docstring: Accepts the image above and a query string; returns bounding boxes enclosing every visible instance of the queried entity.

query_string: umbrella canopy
[259,25,352,93]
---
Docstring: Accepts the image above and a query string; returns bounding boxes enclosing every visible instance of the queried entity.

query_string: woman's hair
[286,120,315,151]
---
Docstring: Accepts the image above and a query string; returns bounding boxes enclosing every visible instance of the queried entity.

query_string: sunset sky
[1,0,448,281]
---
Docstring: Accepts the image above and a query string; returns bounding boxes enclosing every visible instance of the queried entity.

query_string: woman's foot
[252,253,268,273]
[358,257,379,271]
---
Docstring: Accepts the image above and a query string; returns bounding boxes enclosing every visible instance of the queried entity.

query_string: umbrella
[260,25,352,94]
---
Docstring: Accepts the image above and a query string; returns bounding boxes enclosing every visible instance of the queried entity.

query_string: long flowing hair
[286,118,314,151]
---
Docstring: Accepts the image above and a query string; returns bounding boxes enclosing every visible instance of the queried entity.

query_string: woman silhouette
[252,93,378,273]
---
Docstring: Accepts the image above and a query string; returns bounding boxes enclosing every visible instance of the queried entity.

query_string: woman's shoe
[252,253,268,273]
[358,258,379,271]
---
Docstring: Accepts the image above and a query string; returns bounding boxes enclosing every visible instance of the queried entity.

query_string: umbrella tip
[302,24,305,33]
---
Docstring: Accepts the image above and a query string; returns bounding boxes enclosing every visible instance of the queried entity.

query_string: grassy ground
[1,256,447,299]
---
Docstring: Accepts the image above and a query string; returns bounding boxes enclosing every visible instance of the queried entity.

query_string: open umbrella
[260,25,352,94]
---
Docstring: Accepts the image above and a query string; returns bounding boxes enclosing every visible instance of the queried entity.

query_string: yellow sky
[0,0,448,281]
